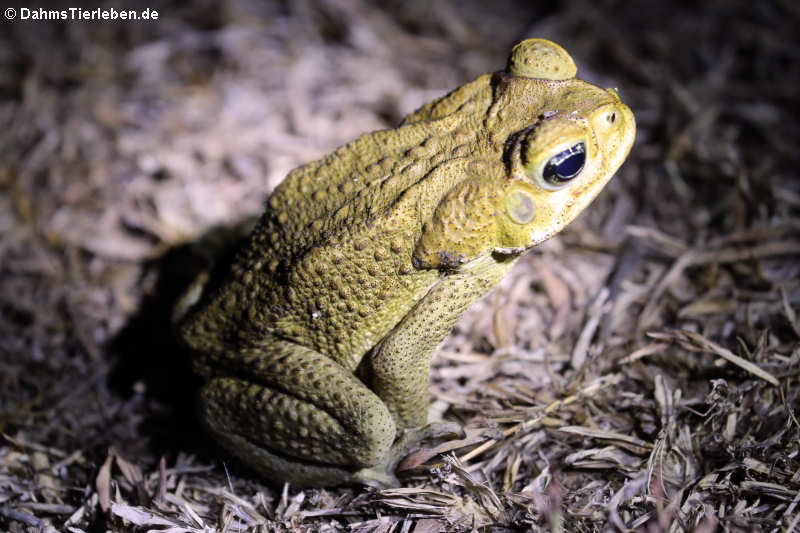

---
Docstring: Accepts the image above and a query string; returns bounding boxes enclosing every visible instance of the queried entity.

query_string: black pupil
[543,142,585,184]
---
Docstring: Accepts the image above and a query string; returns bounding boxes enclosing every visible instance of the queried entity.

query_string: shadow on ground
[108,220,257,462]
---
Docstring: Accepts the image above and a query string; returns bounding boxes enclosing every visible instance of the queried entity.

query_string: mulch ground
[2,1,799,531]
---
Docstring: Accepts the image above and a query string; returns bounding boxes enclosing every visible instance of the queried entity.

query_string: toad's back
[180,74,500,366]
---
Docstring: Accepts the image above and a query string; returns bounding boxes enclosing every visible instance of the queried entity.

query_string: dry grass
[1,1,799,531]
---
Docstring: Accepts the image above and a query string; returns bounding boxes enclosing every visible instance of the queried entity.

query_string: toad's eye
[542,142,585,186]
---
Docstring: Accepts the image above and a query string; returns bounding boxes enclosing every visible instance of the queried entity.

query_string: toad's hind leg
[198,340,397,487]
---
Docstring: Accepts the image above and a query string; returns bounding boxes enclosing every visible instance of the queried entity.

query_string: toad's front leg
[354,257,512,480]
[362,256,513,429]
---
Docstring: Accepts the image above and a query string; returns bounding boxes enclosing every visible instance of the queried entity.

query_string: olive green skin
[177,39,636,487]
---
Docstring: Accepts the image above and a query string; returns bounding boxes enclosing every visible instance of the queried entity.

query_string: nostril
[608,112,617,124]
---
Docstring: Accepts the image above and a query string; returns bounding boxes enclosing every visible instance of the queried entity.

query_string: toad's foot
[352,421,465,488]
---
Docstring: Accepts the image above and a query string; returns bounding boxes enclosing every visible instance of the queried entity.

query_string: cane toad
[176,39,636,487]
